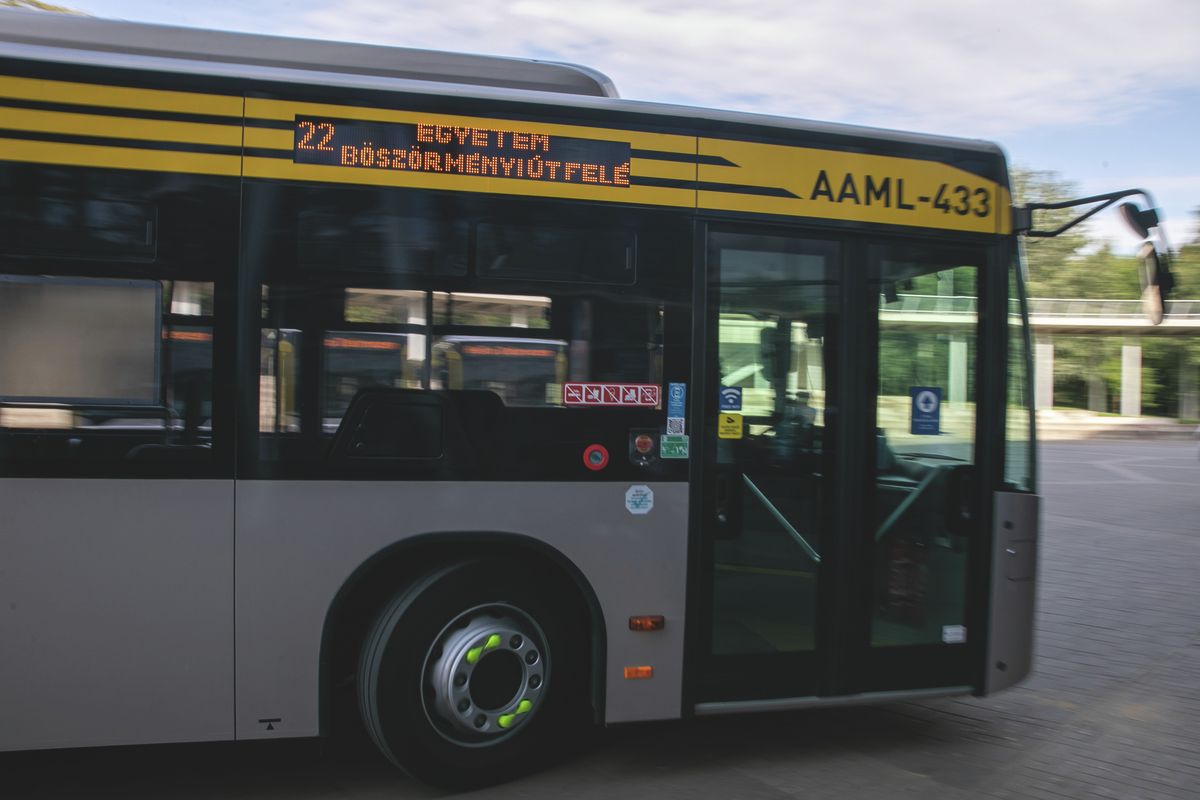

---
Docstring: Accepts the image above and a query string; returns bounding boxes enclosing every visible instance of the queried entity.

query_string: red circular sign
[583,444,609,471]
[634,434,654,454]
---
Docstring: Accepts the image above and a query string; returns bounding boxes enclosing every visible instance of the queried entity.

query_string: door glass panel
[871,247,976,647]
[708,233,838,656]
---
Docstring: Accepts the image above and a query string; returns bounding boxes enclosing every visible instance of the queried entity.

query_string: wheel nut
[509,634,523,649]
[458,699,471,713]
[529,675,542,689]
[454,673,467,687]
[474,714,487,728]
[525,650,539,665]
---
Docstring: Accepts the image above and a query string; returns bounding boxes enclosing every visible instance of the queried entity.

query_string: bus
[0,9,1172,789]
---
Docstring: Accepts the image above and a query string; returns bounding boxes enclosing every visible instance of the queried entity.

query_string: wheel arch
[317,531,608,737]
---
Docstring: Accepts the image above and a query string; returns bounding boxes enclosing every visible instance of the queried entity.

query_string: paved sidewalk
[1037,409,1197,441]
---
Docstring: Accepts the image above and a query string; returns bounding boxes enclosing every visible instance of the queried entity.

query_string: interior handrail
[741,473,821,564]
[874,465,946,542]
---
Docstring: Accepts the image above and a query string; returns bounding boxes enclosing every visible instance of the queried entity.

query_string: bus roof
[0,8,618,98]
[0,9,1002,159]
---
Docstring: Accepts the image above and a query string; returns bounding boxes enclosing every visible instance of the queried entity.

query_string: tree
[1165,206,1200,300]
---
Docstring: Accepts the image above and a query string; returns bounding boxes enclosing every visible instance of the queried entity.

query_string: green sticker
[660,434,689,459]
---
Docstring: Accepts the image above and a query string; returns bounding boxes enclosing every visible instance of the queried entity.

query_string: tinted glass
[476,222,635,284]
[246,183,688,480]
[0,195,156,260]
[870,245,978,648]
[1005,261,1035,491]
[0,165,235,478]
[707,231,838,657]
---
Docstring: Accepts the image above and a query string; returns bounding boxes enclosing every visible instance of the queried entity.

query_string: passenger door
[692,228,986,704]
[694,227,839,701]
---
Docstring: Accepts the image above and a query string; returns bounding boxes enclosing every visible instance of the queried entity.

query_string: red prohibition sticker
[583,444,610,471]
[563,382,661,407]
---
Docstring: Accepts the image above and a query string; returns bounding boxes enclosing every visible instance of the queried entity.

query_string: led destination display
[294,117,631,187]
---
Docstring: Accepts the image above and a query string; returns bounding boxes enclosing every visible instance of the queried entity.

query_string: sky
[46,0,1200,251]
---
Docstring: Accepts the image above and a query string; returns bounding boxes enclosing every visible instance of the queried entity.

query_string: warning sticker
[625,484,655,515]
[942,624,967,644]
[717,413,744,439]
[563,382,661,408]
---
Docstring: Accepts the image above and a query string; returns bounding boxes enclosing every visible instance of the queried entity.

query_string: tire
[357,559,589,789]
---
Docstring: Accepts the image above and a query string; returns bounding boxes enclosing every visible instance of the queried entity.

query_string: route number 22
[297,121,335,151]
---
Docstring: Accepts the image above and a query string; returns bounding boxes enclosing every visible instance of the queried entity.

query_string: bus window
[475,222,634,284]
[433,292,552,329]
[1006,262,1035,492]
[431,336,567,406]
[870,249,978,648]
[323,331,420,426]
[0,275,216,474]
[297,209,468,277]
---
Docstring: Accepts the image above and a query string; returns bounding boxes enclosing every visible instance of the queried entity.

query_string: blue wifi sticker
[719,386,742,411]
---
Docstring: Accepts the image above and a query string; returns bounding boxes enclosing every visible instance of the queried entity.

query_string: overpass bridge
[882,296,1200,419]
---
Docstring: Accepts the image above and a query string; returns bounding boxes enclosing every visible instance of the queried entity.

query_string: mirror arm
[1014,188,1154,238]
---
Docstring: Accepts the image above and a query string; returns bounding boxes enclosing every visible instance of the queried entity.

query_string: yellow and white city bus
[0,8,1171,788]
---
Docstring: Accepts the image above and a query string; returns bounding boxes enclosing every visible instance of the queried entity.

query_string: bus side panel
[0,479,235,750]
[233,480,688,739]
[984,490,1039,693]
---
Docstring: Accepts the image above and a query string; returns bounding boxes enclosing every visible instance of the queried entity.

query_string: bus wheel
[357,559,586,789]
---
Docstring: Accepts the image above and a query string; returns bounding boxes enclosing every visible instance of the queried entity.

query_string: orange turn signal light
[628,615,665,631]
[623,666,654,680]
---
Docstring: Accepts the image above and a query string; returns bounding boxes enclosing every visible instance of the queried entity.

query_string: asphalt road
[5,441,1198,799]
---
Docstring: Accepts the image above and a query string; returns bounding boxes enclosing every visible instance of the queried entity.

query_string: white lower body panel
[0,480,234,751]
[234,480,689,739]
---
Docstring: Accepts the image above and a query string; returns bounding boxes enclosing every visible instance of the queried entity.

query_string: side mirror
[1137,242,1167,325]
[1119,202,1159,240]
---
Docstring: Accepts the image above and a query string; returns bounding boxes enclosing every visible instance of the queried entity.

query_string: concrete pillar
[1120,338,1142,417]
[796,336,823,393]
[1087,376,1107,413]
[407,295,426,368]
[1035,336,1054,410]
[171,280,202,316]
[1180,351,1198,421]
[949,334,968,403]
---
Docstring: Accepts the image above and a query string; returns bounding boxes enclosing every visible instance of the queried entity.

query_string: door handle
[713,469,743,539]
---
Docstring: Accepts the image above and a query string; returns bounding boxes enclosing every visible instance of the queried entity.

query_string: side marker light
[628,615,665,631]
[623,666,654,680]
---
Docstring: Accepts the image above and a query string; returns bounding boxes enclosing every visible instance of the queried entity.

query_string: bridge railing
[1027,298,1200,318]
[884,295,1200,320]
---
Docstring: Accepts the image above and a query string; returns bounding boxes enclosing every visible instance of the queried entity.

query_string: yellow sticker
[717,413,744,439]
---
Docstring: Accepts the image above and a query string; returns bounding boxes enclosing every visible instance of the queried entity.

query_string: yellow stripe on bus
[244,126,292,150]
[631,157,694,182]
[700,138,1010,234]
[243,156,693,207]
[244,97,696,154]
[1,107,242,147]
[0,138,241,176]
[0,75,243,117]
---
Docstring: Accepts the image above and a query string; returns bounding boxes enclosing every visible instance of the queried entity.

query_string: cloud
[275,0,1200,140]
